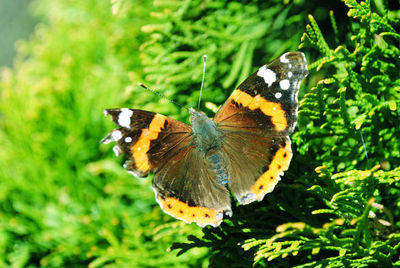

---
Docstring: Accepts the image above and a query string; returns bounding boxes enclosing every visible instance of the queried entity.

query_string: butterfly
[101,52,308,227]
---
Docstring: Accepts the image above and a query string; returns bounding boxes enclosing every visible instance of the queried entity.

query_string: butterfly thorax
[189,108,221,152]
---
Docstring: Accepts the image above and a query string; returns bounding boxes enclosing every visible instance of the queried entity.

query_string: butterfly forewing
[102,109,191,176]
[214,52,308,135]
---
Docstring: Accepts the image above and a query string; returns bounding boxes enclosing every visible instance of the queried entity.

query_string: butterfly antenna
[197,54,207,110]
[139,83,189,111]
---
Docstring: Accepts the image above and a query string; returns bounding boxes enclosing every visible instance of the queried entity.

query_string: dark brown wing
[213,52,308,204]
[219,133,292,204]
[102,108,231,227]
[101,109,191,177]
[153,145,231,227]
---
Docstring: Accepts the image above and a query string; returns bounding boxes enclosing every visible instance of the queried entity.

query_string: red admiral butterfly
[102,52,308,227]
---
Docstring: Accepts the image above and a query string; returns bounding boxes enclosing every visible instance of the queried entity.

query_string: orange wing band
[156,196,224,227]
[132,114,166,173]
[230,89,288,131]
[250,141,292,200]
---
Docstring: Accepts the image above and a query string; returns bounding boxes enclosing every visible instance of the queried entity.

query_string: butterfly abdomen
[207,154,228,185]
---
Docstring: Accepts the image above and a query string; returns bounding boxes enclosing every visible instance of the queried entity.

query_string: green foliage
[298,1,400,172]
[1,0,399,267]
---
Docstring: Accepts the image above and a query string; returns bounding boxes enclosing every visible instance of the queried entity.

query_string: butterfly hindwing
[220,132,292,204]
[153,146,231,227]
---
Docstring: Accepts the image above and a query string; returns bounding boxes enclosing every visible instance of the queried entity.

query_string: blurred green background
[0,0,36,67]
[1,0,399,267]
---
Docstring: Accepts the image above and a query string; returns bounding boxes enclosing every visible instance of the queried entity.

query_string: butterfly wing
[214,52,308,204]
[153,146,231,227]
[102,108,191,177]
[102,108,231,227]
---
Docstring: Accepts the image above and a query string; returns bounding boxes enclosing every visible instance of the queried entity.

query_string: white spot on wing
[275,92,282,99]
[288,71,293,78]
[111,130,123,141]
[280,79,290,90]
[257,66,276,87]
[124,136,132,143]
[118,108,133,128]
[280,54,290,63]
[113,145,122,156]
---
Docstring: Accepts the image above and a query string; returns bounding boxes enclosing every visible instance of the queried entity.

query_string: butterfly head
[189,107,213,128]
[189,107,203,118]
